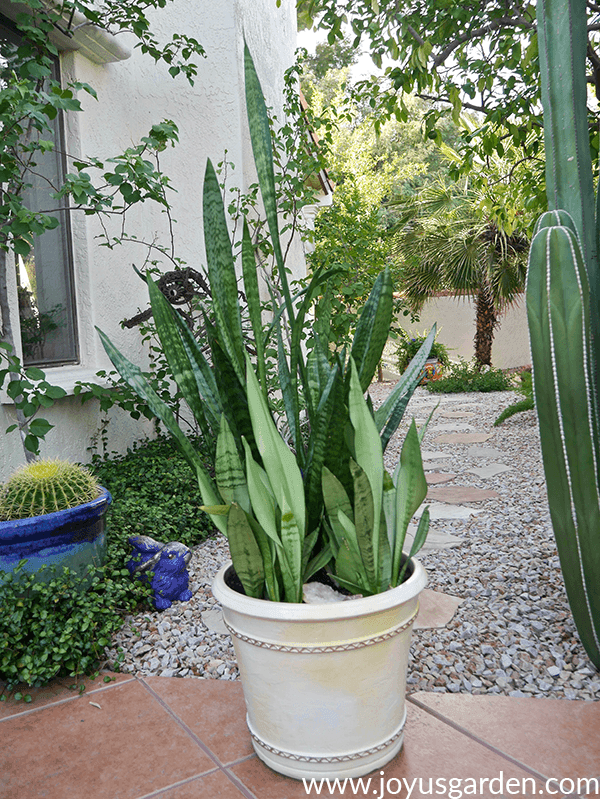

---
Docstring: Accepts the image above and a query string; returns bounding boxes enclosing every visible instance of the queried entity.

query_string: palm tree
[391,179,529,367]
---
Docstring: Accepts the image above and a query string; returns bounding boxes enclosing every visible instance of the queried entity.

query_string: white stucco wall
[1,0,299,480]
[396,294,531,370]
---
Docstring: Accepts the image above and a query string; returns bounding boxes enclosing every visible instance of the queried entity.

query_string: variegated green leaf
[392,419,428,585]
[398,507,430,585]
[335,509,369,594]
[147,276,215,436]
[244,43,291,313]
[348,359,383,571]
[241,220,267,397]
[279,505,303,602]
[216,416,250,512]
[245,353,305,537]
[321,465,354,549]
[349,266,393,392]
[242,438,279,545]
[227,503,264,598]
[350,459,378,593]
[203,159,245,382]
[375,325,436,450]
[246,514,280,601]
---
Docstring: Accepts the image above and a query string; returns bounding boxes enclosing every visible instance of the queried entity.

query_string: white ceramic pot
[212,559,427,780]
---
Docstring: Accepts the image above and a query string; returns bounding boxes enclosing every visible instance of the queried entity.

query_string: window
[0,14,78,367]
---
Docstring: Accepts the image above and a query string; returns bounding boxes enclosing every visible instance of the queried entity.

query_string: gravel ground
[105,383,600,700]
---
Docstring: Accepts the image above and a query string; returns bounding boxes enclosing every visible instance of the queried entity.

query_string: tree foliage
[297,0,600,174]
[0,0,205,460]
[392,177,529,366]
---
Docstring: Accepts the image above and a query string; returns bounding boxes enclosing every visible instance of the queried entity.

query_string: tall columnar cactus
[526,0,600,667]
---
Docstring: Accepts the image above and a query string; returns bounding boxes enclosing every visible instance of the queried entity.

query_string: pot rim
[0,486,112,538]
[212,558,427,622]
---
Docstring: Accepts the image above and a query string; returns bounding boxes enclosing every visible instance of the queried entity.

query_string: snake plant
[526,0,600,666]
[98,44,434,601]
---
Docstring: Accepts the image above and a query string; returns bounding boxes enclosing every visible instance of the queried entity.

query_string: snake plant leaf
[216,415,250,513]
[147,276,215,437]
[375,325,436,451]
[96,327,226,535]
[203,159,245,382]
[169,306,222,432]
[279,506,303,602]
[242,438,279,546]
[205,318,258,461]
[392,419,428,585]
[304,359,340,532]
[378,516,392,592]
[321,465,354,550]
[349,266,393,392]
[527,224,600,664]
[245,353,305,538]
[335,509,369,594]
[350,459,378,593]
[382,470,396,553]
[348,359,383,572]
[275,318,301,460]
[244,43,291,315]
[303,537,333,583]
[227,503,265,598]
[241,220,267,398]
[246,514,280,601]
[397,507,430,585]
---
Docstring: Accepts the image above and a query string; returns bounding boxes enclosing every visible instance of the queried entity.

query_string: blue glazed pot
[0,487,111,585]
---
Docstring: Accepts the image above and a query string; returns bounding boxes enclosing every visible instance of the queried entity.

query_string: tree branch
[432,17,535,68]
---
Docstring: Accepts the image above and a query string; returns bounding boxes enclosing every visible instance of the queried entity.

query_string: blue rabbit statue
[127,535,193,610]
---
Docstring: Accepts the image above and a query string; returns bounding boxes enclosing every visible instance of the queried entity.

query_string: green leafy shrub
[91,435,215,550]
[0,435,216,695]
[396,329,451,375]
[425,359,512,393]
[0,553,151,694]
[494,369,534,426]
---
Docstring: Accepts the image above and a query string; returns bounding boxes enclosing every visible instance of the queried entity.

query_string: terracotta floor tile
[147,769,251,798]
[410,692,600,781]
[1,678,217,799]
[142,677,255,764]
[0,672,134,719]
[230,703,543,799]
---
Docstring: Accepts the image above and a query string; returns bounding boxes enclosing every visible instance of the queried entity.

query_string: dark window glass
[1,15,78,366]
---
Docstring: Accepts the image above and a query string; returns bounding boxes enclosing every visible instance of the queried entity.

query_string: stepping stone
[201,609,229,636]
[467,446,505,458]
[468,464,512,479]
[424,461,454,471]
[427,486,500,503]
[414,503,482,520]
[439,411,475,419]
[425,472,457,485]
[405,525,463,552]
[421,450,452,461]
[434,433,491,444]
[414,589,464,630]
[430,423,476,432]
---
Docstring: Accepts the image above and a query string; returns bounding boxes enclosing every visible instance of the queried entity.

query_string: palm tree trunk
[473,288,497,367]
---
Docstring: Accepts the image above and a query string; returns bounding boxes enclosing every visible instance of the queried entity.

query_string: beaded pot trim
[249,717,406,763]
[223,604,419,653]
